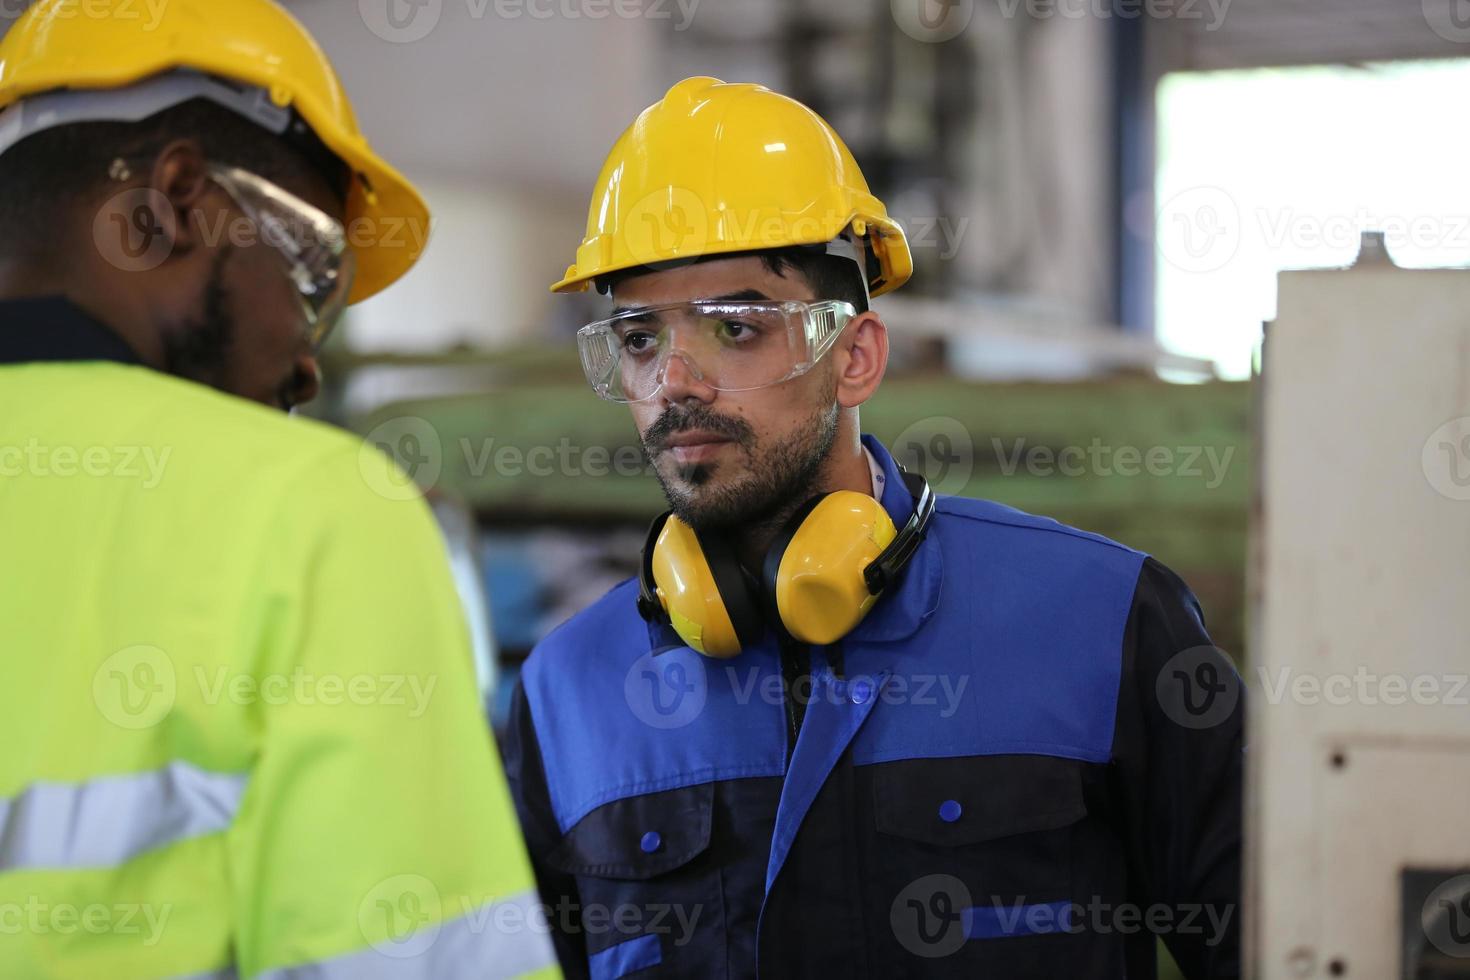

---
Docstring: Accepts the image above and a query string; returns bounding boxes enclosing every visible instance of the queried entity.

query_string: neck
[0,259,165,367]
[734,417,871,571]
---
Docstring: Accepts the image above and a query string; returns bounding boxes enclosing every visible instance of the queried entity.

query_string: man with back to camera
[0,2,557,977]
[503,76,1242,978]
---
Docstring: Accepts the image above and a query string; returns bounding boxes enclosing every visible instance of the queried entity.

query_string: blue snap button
[830,678,847,698]
[640,831,662,853]
[850,679,873,704]
[939,800,962,823]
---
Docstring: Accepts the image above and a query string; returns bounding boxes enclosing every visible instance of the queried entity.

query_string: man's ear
[833,311,888,409]
[145,139,215,254]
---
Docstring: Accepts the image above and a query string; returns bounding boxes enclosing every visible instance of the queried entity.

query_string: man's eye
[622,330,658,353]
[717,320,758,341]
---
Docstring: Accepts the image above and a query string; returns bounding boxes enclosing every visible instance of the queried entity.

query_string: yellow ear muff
[649,518,747,658]
[769,491,898,645]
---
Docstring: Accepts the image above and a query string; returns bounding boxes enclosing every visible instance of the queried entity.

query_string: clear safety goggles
[577,299,856,403]
[206,165,356,347]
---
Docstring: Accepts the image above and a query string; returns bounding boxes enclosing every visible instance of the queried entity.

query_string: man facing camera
[505,76,1242,978]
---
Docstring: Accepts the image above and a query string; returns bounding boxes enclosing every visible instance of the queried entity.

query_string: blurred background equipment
[1250,235,1470,980]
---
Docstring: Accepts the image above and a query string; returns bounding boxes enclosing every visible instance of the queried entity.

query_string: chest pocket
[547,782,726,980]
[870,753,1089,904]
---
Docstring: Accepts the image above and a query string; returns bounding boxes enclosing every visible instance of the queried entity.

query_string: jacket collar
[0,297,144,367]
[848,435,944,645]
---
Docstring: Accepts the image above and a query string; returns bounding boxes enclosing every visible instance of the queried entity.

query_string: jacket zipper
[778,634,809,762]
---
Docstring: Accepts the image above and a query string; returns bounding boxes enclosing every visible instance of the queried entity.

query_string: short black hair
[594,243,870,314]
[0,97,349,259]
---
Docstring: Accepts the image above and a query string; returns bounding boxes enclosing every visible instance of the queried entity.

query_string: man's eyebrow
[610,289,774,317]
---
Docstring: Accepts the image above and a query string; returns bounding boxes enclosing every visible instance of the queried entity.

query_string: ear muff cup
[644,516,763,658]
[762,490,899,646]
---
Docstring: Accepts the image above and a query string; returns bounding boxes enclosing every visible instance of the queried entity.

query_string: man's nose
[656,349,715,405]
[288,353,322,408]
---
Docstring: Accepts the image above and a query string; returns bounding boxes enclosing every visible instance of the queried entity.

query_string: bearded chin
[659,401,840,534]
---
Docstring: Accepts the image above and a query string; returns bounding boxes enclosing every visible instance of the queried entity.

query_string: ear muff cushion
[696,530,766,652]
[767,491,898,645]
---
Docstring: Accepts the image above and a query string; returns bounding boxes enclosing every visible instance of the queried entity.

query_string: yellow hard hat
[552,76,912,298]
[0,0,428,304]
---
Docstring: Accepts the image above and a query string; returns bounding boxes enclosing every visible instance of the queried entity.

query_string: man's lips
[655,430,735,464]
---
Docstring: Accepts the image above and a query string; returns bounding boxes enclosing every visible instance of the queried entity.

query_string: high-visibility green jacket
[0,298,559,980]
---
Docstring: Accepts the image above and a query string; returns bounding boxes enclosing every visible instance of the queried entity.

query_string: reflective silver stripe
[256,889,558,980]
[0,762,246,871]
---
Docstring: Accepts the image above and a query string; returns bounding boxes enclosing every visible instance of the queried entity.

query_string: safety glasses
[577,299,855,403]
[206,164,355,347]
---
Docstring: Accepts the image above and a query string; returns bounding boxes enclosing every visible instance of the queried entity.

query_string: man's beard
[645,398,841,534]
[159,248,302,409]
[161,248,234,391]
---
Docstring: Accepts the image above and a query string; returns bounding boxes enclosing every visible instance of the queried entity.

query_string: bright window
[1154,59,1470,379]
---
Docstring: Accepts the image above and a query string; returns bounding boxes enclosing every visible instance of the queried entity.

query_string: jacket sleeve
[503,676,592,979]
[1110,556,1244,980]
[230,443,559,979]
